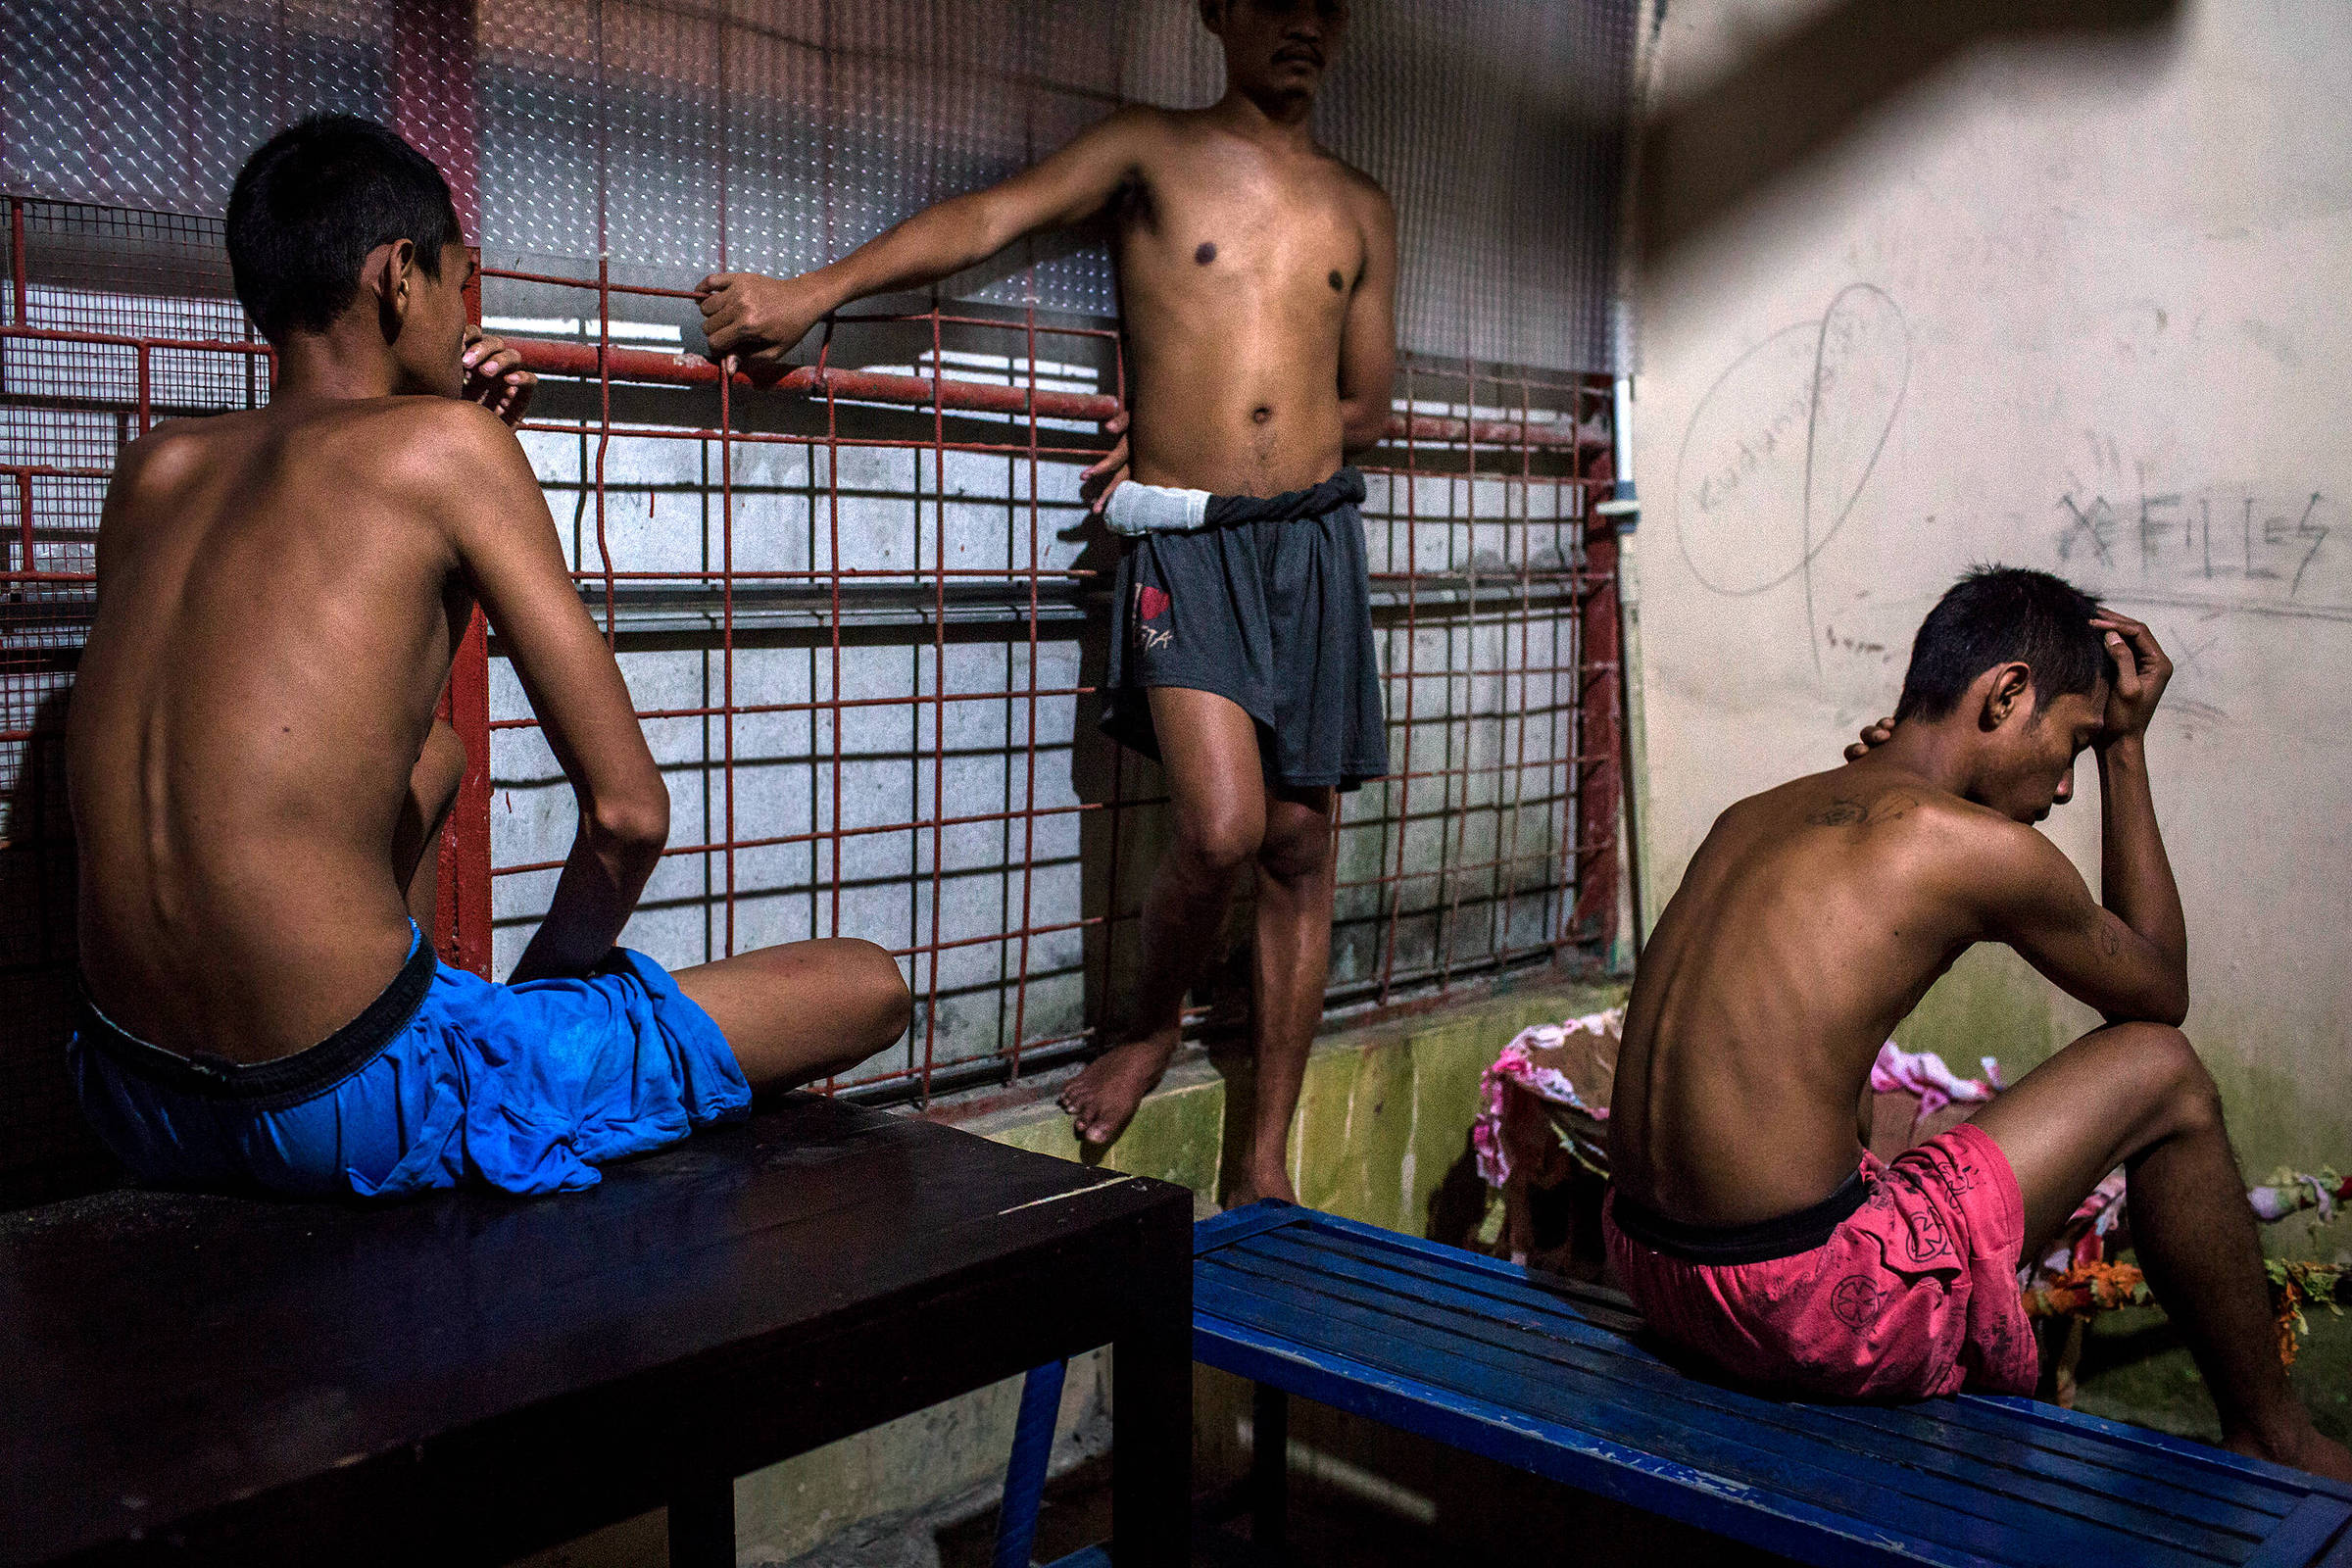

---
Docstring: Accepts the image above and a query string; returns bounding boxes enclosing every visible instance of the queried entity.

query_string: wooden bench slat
[1197,1207,2352,1568]
[2239,1496,2352,1568]
[1213,1239,2281,1550]
[1199,1294,1993,1568]
[1221,1209,2331,1520]
[3,1100,1198,1568]
[1200,1269,2201,1568]
[1229,1227,2294,1538]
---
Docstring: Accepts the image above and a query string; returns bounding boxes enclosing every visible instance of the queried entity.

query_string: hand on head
[460,324,535,425]
[697,272,828,367]
[2088,613,2171,743]
[1082,409,1130,514]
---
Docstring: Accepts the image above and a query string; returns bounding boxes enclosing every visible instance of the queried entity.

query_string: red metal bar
[496,335,1602,451]
[1570,468,1623,949]
[8,197,25,326]
[1434,355,1479,992]
[434,249,495,978]
[1008,279,1045,1076]
[921,305,950,1102]
[1376,365,1422,1004]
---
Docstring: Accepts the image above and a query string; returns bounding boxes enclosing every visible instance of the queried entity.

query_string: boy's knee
[1176,806,1263,878]
[843,939,913,1050]
[1257,815,1332,885]
[2116,1022,2223,1137]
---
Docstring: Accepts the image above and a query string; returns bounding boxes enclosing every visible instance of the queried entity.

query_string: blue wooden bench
[1178,1200,2352,1567]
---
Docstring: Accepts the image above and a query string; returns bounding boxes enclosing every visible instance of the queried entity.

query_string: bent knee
[2111,1022,2223,1136]
[1256,819,1332,885]
[1175,809,1263,877]
[838,938,912,1051]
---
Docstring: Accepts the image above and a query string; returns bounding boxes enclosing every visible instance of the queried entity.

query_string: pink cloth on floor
[1603,1124,2039,1399]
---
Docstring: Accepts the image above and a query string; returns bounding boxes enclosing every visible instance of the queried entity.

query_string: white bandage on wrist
[1102,479,1212,537]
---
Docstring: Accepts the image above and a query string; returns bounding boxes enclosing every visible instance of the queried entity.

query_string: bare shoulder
[1085,101,1183,155]
[1853,778,2066,897]
[109,412,246,498]
[354,396,532,495]
[1328,152,1393,211]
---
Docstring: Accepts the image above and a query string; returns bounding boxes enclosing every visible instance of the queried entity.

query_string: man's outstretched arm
[430,401,670,981]
[699,108,1158,367]
[1982,614,2186,1025]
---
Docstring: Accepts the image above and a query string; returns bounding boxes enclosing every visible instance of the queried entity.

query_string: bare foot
[1225,1161,1299,1209]
[2226,1426,2352,1485]
[1057,1036,1178,1147]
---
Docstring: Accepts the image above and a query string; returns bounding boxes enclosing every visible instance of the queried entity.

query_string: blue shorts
[67,927,750,1199]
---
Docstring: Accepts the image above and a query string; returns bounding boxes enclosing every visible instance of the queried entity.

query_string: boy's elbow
[589,788,670,860]
[1341,404,1392,454]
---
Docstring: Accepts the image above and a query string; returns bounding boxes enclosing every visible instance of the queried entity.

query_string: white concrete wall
[477,328,1601,1091]
[1628,0,2352,1168]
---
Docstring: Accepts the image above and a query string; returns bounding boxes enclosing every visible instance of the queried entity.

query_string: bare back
[1112,108,1393,496]
[1612,771,1997,1225]
[69,399,469,1058]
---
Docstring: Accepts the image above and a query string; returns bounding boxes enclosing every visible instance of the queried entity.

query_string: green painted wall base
[965,980,1626,1232]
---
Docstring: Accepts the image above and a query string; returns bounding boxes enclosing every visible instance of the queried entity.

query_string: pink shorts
[1602,1124,2038,1399]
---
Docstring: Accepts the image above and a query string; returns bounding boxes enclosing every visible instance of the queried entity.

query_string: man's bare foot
[2225,1425,2352,1485]
[1225,1160,1298,1208]
[1058,1036,1179,1147]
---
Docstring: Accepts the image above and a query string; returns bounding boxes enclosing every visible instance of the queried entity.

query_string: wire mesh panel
[0,199,275,1199]
[0,0,1632,1194]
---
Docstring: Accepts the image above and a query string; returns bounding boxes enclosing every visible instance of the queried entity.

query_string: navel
[1328,269,1344,291]
[1195,242,1217,266]
[1251,406,1273,424]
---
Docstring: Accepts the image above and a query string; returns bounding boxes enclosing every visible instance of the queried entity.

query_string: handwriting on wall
[1673,284,1911,667]
[2052,466,2344,622]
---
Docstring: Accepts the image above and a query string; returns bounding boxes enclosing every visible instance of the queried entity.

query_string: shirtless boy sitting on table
[1607,566,2351,1480]
[699,0,1395,1203]
[65,116,910,1200]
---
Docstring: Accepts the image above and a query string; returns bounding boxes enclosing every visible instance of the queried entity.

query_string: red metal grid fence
[0,190,1622,1194]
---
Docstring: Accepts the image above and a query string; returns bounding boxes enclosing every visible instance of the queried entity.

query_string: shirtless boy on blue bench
[1608,566,2352,1481]
[65,117,911,1199]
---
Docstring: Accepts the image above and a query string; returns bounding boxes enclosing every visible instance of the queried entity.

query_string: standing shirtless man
[1606,567,2350,1480]
[67,117,909,1199]
[701,0,1396,1202]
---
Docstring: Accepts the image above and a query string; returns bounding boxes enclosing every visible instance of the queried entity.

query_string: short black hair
[225,115,461,343]
[1893,565,2112,724]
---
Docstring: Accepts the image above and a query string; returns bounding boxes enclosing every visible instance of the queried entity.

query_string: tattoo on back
[1806,791,1921,828]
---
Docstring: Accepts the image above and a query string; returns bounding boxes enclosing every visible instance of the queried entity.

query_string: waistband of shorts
[74,924,437,1109]
[1609,1169,1869,1265]
[1202,466,1367,527]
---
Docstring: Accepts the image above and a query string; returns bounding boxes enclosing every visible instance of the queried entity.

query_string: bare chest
[1115,143,1365,313]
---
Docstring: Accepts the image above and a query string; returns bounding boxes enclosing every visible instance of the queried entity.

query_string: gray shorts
[1101,466,1390,792]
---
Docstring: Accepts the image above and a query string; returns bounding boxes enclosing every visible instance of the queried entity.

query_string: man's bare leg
[1229,785,1336,1205]
[1970,1022,2352,1481]
[675,939,912,1091]
[1060,687,1265,1146]
[394,719,467,928]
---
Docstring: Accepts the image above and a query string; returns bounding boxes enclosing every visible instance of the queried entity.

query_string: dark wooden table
[1,1095,1193,1568]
